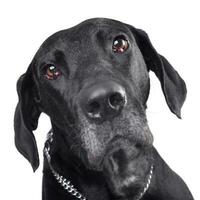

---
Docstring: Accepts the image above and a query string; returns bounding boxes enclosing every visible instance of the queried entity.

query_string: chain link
[44,130,87,200]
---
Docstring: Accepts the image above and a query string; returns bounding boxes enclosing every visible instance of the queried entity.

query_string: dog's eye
[44,65,61,80]
[112,36,129,53]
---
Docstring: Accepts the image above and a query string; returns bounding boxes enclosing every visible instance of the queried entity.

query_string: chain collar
[135,165,153,200]
[44,130,87,200]
[44,130,153,200]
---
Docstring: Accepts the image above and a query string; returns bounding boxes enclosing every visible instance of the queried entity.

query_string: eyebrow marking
[54,50,69,76]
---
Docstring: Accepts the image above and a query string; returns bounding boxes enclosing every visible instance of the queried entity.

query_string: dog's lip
[105,136,134,152]
[102,137,136,164]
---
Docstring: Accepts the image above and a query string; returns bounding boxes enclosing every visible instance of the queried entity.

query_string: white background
[0,0,199,199]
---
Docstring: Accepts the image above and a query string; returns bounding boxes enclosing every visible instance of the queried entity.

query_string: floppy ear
[128,26,187,118]
[14,65,41,171]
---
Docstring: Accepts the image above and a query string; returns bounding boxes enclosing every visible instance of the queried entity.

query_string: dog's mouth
[77,104,154,166]
[77,133,154,197]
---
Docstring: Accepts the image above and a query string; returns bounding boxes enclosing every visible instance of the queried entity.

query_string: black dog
[14,18,194,200]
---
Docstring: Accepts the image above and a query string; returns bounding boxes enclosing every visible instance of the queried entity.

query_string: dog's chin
[104,171,149,198]
[102,151,153,198]
[105,172,150,199]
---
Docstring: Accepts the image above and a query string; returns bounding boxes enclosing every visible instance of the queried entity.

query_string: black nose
[81,81,127,121]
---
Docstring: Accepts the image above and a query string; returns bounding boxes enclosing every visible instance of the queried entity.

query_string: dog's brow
[53,50,70,75]
[54,50,65,61]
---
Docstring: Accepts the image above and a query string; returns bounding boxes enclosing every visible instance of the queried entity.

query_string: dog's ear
[128,25,187,118]
[14,64,41,171]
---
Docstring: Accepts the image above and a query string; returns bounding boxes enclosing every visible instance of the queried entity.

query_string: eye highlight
[112,35,129,53]
[44,65,61,80]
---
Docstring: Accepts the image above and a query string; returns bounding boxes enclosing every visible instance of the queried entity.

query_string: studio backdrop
[0,0,199,200]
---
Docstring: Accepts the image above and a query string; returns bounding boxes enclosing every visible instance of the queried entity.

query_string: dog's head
[14,18,186,197]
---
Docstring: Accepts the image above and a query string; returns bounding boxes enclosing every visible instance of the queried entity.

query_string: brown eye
[44,65,61,80]
[112,36,129,53]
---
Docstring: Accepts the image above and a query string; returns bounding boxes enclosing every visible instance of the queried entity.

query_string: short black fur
[14,18,193,200]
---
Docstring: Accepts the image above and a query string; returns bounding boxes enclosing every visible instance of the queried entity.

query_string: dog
[14,18,194,200]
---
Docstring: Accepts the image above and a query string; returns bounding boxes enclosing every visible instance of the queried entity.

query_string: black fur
[14,18,193,200]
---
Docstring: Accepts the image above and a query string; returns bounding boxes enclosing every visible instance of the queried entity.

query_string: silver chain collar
[44,130,87,200]
[43,130,153,200]
[135,165,153,200]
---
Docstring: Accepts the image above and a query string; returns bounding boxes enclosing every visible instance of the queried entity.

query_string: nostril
[108,92,126,110]
[81,82,127,120]
[87,101,101,118]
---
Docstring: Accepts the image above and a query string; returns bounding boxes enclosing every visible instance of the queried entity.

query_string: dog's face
[14,18,186,197]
